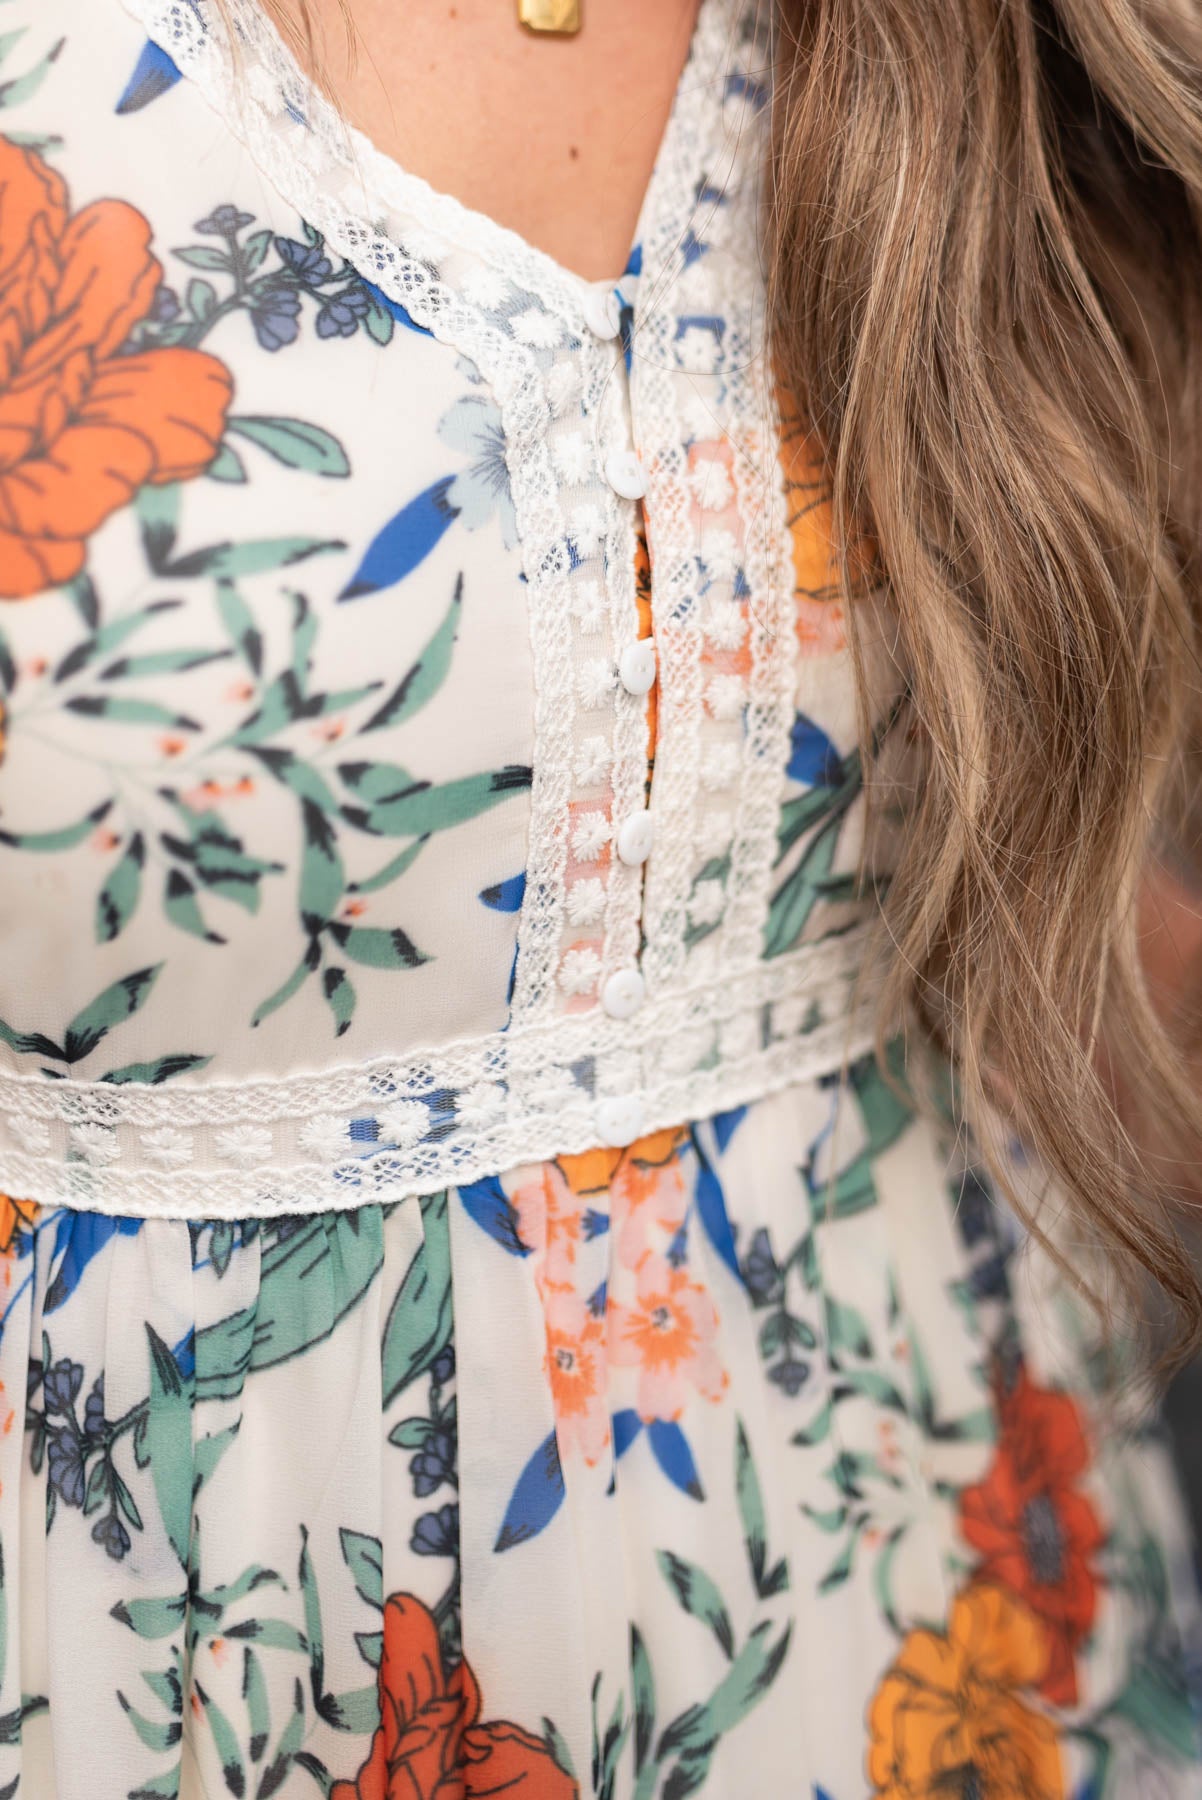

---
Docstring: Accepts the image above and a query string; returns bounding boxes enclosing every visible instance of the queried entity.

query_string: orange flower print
[777,380,877,658]
[0,1193,35,1254]
[868,1585,1065,1800]
[543,1289,610,1467]
[330,1592,577,1800]
[959,1369,1104,1707]
[608,1251,728,1423]
[561,1128,688,1267]
[0,135,232,599]
[511,1164,587,1293]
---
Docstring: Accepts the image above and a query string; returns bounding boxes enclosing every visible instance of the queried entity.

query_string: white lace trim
[0,929,878,1218]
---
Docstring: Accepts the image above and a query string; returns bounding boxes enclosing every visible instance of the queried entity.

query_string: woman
[0,0,1199,1791]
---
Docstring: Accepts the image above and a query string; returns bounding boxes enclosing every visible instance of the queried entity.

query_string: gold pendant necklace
[518,0,581,33]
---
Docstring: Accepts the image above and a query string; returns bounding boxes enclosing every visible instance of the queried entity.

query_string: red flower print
[608,1251,729,1422]
[330,1593,577,1800]
[0,136,232,599]
[959,1368,1105,1706]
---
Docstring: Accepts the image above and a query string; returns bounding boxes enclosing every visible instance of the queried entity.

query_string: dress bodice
[0,0,882,1217]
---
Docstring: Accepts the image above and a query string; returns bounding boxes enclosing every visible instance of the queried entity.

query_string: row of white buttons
[586,281,652,1101]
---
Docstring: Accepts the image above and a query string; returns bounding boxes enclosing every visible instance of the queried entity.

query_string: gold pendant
[518,0,581,33]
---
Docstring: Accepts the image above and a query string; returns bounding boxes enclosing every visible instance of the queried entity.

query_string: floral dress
[0,0,1198,1794]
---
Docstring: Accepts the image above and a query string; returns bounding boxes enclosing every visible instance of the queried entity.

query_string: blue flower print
[46,1428,86,1507]
[317,284,372,339]
[274,233,334,284]
[251,281,303,351]
[43,1358,84,1415]
[412,1501,459,1558]
[196,204,255,236]
[438,392,518,549]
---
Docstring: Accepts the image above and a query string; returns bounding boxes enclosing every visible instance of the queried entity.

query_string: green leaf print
[243,1648,271,1764]
[360,575,463,735]
[117,1693,182,1755]
[338,1530,383,1612]
[326,922,428,970]
[656,1552,735,1660]
[163,536,345,582]
[298,1527,325,1706]
[227,415,351,478]
[163,868,223,944]
[101,1054,212,1084]
[381,1190,455,1405]
[734,1422,789,1601]
[54,598,181,680]
[0,798,113,853]
[630,1625,656,1774]
[100,647,231,680]
[207,441,248,484]
[339,763,534,838]
[321,966,356,1035]
[96,833,146,942]
[135,482,182,572]
[144,1326,194,1565]
[197,1683,246,1789]
[215,579,263,673]
[194,1212,385,1400]
[252,945,321,1029]
[660,1623,792,1758]
[0,26,65,111]
[762,815,842,961]
[349,836,428,897]
[57,964,161,1063]
[64,694,201,730]
[299,798,346,928]
[111,1595,190,1641]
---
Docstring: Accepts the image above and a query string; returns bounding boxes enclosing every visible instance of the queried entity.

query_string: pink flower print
[544,1289,610,1466]
[511,1165,584,1294]
[611,1146,689,1272]
[608,1254,729,1423]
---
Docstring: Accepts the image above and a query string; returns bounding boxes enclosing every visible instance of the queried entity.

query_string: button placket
[573,293,661,1138]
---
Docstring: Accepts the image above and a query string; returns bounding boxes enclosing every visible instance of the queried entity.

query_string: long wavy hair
[256,0,1202,1358]
[767,0,1202,1359]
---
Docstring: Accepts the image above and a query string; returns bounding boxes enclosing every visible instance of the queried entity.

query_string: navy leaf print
[115,39,180,114]
[44,1212,142,1315]
[494,1431,565,1551]
[647,1420,704,1501]
[786,713,843,788]
[457,1178,531,1257]
[693,1142,740,1280]
[339,478,459,601]
[612,1408,643,1459]
[711,1105,747,1154]
[479,873,526,913]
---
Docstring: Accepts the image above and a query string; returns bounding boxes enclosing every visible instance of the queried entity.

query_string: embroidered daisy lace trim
[0,931,878,1218]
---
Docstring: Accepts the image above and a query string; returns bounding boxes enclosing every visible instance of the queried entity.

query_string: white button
[616,810,654,866]
[618,639,657,696]
[596,1094,645,1145]
[602,967,646,1019]
[604,448,647,501]
[582,282,622,341]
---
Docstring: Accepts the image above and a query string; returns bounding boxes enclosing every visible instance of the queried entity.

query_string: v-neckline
[119,0,756,319]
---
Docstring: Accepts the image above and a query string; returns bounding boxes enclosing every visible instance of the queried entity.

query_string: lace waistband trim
[0,928,878,1219]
